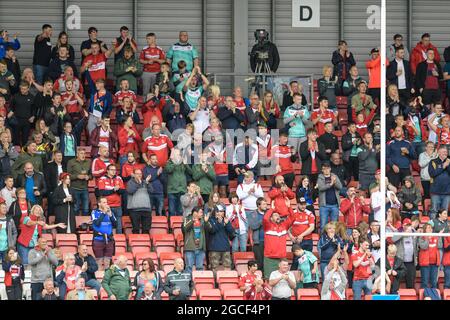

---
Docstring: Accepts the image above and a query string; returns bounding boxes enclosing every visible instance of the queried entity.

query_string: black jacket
[217,106,245,130]
[48,57,78,81]
[44,161,66,194]
[318,132,339,159]
[7,199,32,232]
[53,184,77,233]
[386,59,413,90]
[415,60,443,91]
[74,253,99,282]
[341,131,362,162]
[250,41,280,73]
[15,172,47,204]
[332,50,356,81]
[10,92,35,119]
[33,92,53,120]
[4,57,21,91]
[281,93,308,112]
[299,140,327,175]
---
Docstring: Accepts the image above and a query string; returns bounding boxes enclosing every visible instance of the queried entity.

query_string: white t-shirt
[269,271,295,299]
[192,108,210,135]
[396,59,406,90]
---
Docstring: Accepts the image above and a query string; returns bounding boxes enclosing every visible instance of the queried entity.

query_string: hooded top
[398,175,422,212]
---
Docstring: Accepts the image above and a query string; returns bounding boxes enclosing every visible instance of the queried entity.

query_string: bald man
[163,258,194,300]
[102,255,132,300]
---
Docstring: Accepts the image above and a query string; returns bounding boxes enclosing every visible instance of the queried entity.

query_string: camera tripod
[250,59,272,96]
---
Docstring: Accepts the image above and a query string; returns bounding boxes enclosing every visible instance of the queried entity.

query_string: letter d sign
[292,0,320,28]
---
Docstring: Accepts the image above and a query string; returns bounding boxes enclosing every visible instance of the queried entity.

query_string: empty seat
[134,251,158,269]
[198,289,222,300]
[170,216,183,230]
[399,289,418,300]
[217,270,239,294]
[297,288,320,300]
[152,233,176,256]
[41,233,54,248]
[79,234,93,245]
[75,216,92,232]
[127,234,151,254]
[55,234,78,247]
[223,289,244,300]
[150,216,169,235]
[193,270,215,293]
[233,252,255,274]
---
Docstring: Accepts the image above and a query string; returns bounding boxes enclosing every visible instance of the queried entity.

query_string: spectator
[80,27,109,63]
[142,154,164,216]
[98,164,125,233]
[205,205,234,272]
[140,33,166,96]
[28,238,58,300]
[12,142,44,180]
[386,85,406,119]
[8,188,30,235]
[262,90,280,130]
[398,176,422,219]
[0,201,17,259]
[74,244,101,295]
[203,192,224,217]
[167,31,199,72]
[352,239,375,300]
[208,134,229,198]
[387,126,416,187]
[268,259,296,300]
[311,96,337,137]
[67,148,91,216]
[318,223,344,279]
[217,96,245,130]
[383,244,406,294]
[236,169,263,215]
[340,187,371,233]
[114,26,138,62]
[181,182,203,217]
[267,175,295,219]
[317,162,342,231]
[164,258,194,300]
[291,244,319,289]
[48,45,78,82]
[142,123,173,168]
[32,24,53,85]
[165,148,192,217]
[172,60,191,96]
[182,206,207,273]
[9,81,35,146]
[0,133,19,184]
[366,48,388,104]
[428,146,450,219]
[2,247,24,300]
[155,62,174,97]
[331,40,356,83]
[318,122,339,160]
[139,283,158,300]
[4,46,21,94]
[113,46,142,93]
[427,103,445,144]
[271,132,296,188]
[127,168,152,234]
[53,172,76,233]
[226,193,248,253]
[387,34,410,62]
[330,152,347,191]
[411,33,441,75]
[415,48,443,106]
[233,136,259,184]
[283,93,310,153]
[288,197,315,252]
[192,151,216,203]
[239,260,271,300]
[0,59,15,101]
[386,46,414,105]
[418,222,440,289]
[342,66,364,122]
[0,176,16,211]
[114,78,137,108]
[21,68,43,96]
[295,176,317,214]
[54,65,82,94]
[392,219,418,289]
[321,249,348,300]
[36,278,60,300]
[91,197,117,270]
[0,30,20,60]
[15,162,46,206]
[351,81,376,121]
[318,65,339,111]
[59,116,88,167]
[121,151,145,185]
[358,132,379,192]
[246,93,269,130]
[247,198,267,272]
[66,277,96,300]
[118,115,141,168]
[89,117,117,160]
[133,258,164,300]
[50,31,75,61]
[55,252,86,299]
[405,99,428,156]
[299,129,327,187]
[84,73,113,136]
[102,255,132,300]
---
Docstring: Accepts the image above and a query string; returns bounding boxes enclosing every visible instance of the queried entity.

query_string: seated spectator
[386,126,416,188]
[411,33,441,76]
[127,168,151,234]
[182,206,207,273]
[418,222,439,289]
[428,145,450,219]
[181,182,203,217]
[53,172,76,233]
[48,46,78,82]
[36,278,60,301]
[165,101,187,134]
[102,255,132,300]
[318,65,339,111]
[2,247,24,300]
[351,81,376,121]
[288,197,315,252]
[299,129,327,187]
[233,136,259,184]
[165,148,191,216]
[155,62,174,97]
[183,66,209,112]
[116,96,140,126]
[88,117,117,160]
[398,176,421,219]
[163,258,194,300]
[114,79,137,108]
[133,258,164,300]
[263,90,280,130]
[416,48,443,106]
[15,161,46,206]
[67,148,91,216]
[55,252,86,299]
[267,175,295,219]
[113,46,142,93]
[66,277,95,300]
[318,161,342,231]
[74,244,101,295]
[384,244,406,295]
[321,249,348,300]
[0,176,16,211]
[283,93,310,153]
[246,93,269,130]
[340,186,371,233]
[352,239,375,300]
[291,244,319,289]
[239,260,271,300]
[268,259,296,300]
[318,222,344,279]
[392,218,417,289]
[226,193,248,253]
[331,40,356,84]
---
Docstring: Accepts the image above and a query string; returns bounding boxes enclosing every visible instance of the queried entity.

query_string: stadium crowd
[0,23,436,301]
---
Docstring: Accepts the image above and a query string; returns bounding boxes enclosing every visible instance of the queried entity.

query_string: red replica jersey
[352,251,373,281]
[140,46,166,73]
[419,236,440,266]
[53,76,83,94]
[267,187,295,217]
[4,264,22,287]
[257,134,272,160]
[270,144,294,175]
[262,209,292,259]
[142,98,164,128]
[238,272,272,300]
[91,157,111,187]
[98,175,125,207]
[84,53,107,83]
[289,209,315,240]
[311,109,335,136]
[208,145,228,176]
[437,127,450,146]
[118,125,142,156]
[121,162,145,187]
[114,90,137,105]
[141,135,174,167]
[61,91,83,114]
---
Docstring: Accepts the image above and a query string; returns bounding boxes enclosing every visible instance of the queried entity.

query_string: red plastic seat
[95,271,104,282]
[159,252,182,270]
[399,289,418,300]
[150,216,169,235]
[223,289,244,300]
[152,234,176,256]
[199,289,222,300]
[170,216,183,230]
[55,234,78,247]
[59,245,77,257]
[193,270,215,293]
[297,288,320,300]
[134,251,158,268]
[79,234,93,245]
[75,216,92,233]
[217,270,239,294]
[41,233,54,248]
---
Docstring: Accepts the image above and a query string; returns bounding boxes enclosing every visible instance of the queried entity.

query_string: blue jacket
[428,157,450,195]
[247,209,265,245]
[85,70,113,117]
[205,216,234,252]
[91,208,117,242]
[143,165,164,194]
[386,138,416,169]
[318,234,344,263]
[0,37,20,59]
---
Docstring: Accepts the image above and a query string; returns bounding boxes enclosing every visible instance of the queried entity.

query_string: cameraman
[250,30,280,73]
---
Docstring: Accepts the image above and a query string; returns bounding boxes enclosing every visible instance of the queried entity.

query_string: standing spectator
[36,278,60,300]
[342,66,364,122]
[126,168,152,234]
[4,46,21,93]
[142,154,164,217]
[398,176,422,219]
[133,259,164,300]
[384,244,406,294]
[181,182,203,217]
[386,126,416,188]
[318,223,344,279]
[392,219,418,289]
[239,260,272,300]
[0,30,20,60]
[59,115,88,167]
[51,31,75,62]
[114,26,138,62]
[53,172,76,233]
[15,162,46,206]
[53,65,82,94]
[331,40,356,83]
[283,93,310,153]
[419,141,437,198]
[267,175,295,219]
[140,33,166,96]
[299,128,327,187]
[321,249,348,300]
[291,244,319,289]
[236,170,264,218]
[74,244,101,295]
[410,33,441,75]
[226,193,248,253]
[28,237,58,300]
[415,48,443,106]
[0,176,16,211]
[118,115,141,168]
[80,27,109,63]
[248,198,267,272]
[0,202,17,261]
[318,122,339,160]
[358,132,380,192]
[98,164,125,233]
[182,206,207,273]
[341,122,361,181]
[48,45,78,82]
[67,148,91,216]
[318,65,339,111]
[9,81,35,146]
[12,142,44,180]
[0,134,19,187]
[8,188,30,235]
[351,81,376,121]
[2,247,24,300]
[102,255,132,300]
[32,24,53,84]
[418,222,440,289]
[268,259,296,300]
[340,187,371,233]
[288,197,315,252]
[366,48,388,104]
[311,96,337,137]
[295,176,317,214]
[281,81,308,112]
[0,59,15,101]
[89,117,117,160]
[205,205,234,272]
[352,239,375,300]
[113,46,142,93]
[163,258,194,300]
[66,277,95,300]
[387,34,410,62]
[167,31,199,72]
[91,197,117,270]
[271,132,296,188]
[386,46,414,104]
[428,146,450,219]
[142,123,174,168]
[317,162,342,231]
[165,149,192,217]
[192,151,216,203]
[233,136,259,184]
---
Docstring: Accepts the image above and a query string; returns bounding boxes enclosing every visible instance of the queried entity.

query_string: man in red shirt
[270,132,296,188]
[267,175,295,218]
[141,123,174,168]
[311,96,337,137]
[80,42,113,96]
[239,260,272,300]
[140,33,166,97]
[91,146,112,193]
[118,115,141,168]
[120,151,145,187]
[114,79,137,107]
[288,197,315,252]
[98,164,125,234]
[340,186,371,232]
[415,48,443,106]
[352,239,375,300]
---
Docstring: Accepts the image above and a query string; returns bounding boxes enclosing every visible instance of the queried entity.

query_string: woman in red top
[2,248,25,300]
[8,188,31,233]
[428,114,450,150]
[418,222,440,289]
[263,91,280,130]
[118,115,142,169]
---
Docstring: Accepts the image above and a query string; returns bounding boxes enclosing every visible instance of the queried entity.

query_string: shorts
[209,251,232,270]
[92,239,115,259]
[214,175,229,187]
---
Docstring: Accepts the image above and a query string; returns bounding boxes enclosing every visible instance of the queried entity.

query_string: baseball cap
[257,122,267,128]
[298,197,307,204]
[402,218,412,226]
[215,205,225,212]
[371,48,380,54]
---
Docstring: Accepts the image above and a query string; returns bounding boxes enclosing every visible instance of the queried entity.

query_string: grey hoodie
[28,248,58,283]
[398,176,422,211]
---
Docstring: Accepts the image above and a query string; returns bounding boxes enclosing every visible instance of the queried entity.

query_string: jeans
[320,262,329,280]
[73,189,89,216]
[232,231,248,252]
[111,207,123,234]
[319,205,339,232]
[33,65,48,85]
[17,244,32,265]
[168,193,183,216]
[31,282,44,300]
[352,279,371,300]
[87,114,101,135]
[184,250,205,273]
[421,265,439,288]
[430,194,450,220]
[86,279,102,294]
[444,266,450,289]
[0,250,5,263]
[150,194,164,216]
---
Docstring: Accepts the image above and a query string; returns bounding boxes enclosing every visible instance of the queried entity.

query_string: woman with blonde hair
[387,84,405,116]
[21,68,43,95]
[318,222,345,279]
[208,84,224,114]
[263,90,280,130]
[51,31,75,62]
[318,65,338,111]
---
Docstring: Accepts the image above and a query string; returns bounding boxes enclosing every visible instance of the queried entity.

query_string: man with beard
[386,127,416,188]
[267,175,295,219]
[247,198,268,272]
